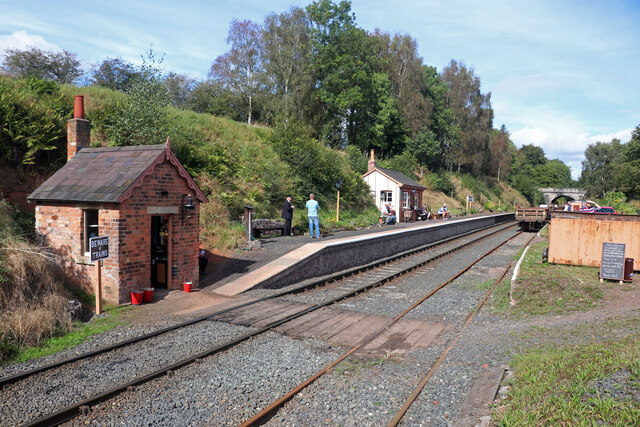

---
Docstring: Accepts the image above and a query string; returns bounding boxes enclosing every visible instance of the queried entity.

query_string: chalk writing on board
[600,242,625,280]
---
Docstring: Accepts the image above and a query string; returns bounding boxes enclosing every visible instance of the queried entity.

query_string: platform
[213,213,514,296]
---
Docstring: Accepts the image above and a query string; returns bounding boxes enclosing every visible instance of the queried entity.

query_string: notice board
[600,242,625,280]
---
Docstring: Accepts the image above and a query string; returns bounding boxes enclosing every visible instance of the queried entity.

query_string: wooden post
[336,190,340,222]
[95,260,102,315]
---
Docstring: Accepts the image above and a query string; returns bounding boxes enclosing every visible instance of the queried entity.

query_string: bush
[0,199,71,362]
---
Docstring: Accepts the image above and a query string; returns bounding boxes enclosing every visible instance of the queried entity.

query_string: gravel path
[6,225,633,426]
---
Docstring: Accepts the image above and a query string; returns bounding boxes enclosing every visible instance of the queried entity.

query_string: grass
[493,334,640,426]
[508,237,607,315]
[10,305,130,363]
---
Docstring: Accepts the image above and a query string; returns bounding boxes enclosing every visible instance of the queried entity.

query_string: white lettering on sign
[90,236,109,262]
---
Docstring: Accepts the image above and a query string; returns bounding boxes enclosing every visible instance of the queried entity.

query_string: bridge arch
[538,187,586,205]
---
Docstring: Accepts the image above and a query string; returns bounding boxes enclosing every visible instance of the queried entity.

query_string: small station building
[362,150,425,222]
[28,96,207,304]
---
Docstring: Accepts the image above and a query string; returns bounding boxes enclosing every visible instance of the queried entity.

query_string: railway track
[240,230,531,426]
[2,221,518,426]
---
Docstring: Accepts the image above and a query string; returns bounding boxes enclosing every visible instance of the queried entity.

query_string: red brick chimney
[368,149,376,172]
[67,95,91,161]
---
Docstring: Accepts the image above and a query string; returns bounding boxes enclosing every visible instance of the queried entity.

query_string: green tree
[163,72,196,109]
[488,125,515,182]
[107,49,170,146]
[261,7,312,122]
[580,139,624,198]
[615,124,640,199]
[519,144,546,167]
[307,0,395,151]
[406,130,441,170]
[2,47,82,84]
[90,57,139,91]
[440,60,493,175]
[210,19,264,125]
[187,80,242,119]
[422,65,457,170]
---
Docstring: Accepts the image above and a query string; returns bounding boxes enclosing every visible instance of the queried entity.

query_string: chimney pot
[73,95,84,119]
[368,149,376,172]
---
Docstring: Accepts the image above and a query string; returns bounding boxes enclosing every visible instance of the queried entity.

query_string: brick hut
[28,96,208,304]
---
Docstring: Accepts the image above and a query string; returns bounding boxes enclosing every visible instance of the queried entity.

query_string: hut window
[84,209,99,255]
[380,191,392,203]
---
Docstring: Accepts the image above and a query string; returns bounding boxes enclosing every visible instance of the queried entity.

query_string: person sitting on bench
[382,203,396,224]
[438,203,451,219]
[416,205,431,220]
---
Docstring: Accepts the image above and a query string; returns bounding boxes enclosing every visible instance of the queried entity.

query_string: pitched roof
[28,143,208,204]
[363,166,425,189]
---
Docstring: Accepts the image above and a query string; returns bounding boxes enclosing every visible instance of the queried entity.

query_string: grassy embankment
[490,226,640,424]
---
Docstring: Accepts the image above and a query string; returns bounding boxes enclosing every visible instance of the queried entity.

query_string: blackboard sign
[90,236,109,262]
[600,242,625,280]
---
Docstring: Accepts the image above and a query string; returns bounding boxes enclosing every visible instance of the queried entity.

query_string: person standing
[281,195,294,236]
[306,193,320,238]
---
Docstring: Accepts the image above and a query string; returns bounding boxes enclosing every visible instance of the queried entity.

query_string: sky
[1,0,639,179]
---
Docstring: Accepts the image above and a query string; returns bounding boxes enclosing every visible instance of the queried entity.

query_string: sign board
[600,242,625,280]
[467,195,473,202]
[90,236,109,262]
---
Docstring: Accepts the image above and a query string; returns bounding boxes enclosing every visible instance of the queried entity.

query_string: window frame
[402,191,409,209]
[83,209,99,256]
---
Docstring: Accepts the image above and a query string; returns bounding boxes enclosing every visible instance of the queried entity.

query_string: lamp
[181,194,196,225]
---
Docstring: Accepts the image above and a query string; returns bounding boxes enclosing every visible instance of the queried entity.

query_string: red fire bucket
[183,279,192,293]
[130,290,144,305]
[141,287,154,303]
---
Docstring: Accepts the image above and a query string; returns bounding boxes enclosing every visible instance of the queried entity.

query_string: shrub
[0,199,71,362]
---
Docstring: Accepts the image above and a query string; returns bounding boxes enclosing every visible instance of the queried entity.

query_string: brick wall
[34,160,200,304]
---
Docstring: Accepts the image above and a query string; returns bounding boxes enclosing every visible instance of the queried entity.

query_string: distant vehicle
[594,206,617,214]
[516,206,549,231]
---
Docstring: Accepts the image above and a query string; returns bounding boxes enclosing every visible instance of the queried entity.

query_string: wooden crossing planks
[212,298,445,354]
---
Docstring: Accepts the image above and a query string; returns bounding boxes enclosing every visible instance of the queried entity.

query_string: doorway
[151,216,168,288]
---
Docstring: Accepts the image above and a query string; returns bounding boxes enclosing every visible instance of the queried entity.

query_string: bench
[251,219,285,238]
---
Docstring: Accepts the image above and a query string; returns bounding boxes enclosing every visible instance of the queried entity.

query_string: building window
[380,191,393,203]
[414,194,419,208]
[84,209,99,255]
[402,192,409,209]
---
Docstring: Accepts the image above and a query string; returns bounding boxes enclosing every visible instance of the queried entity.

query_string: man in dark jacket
[281,195,294,236]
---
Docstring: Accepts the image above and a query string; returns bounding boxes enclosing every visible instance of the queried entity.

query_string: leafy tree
[519,144,546,167]
[164,72,196,109]
[422,65,457,170]
[210,19,263,125]
[440,60,493,175]
[106,49,170,146]
[406,130,441,170]
[379,151,419,180]
[615,124,640,198]
[488,125,515,182]
[187,80,242,118]
[261,7,312,122]
[2,47,82,84]
[531,159,573,187]
[90,57,139,91]
[580,139,624,198]
[372,30,430,137]
[307,0,394,151]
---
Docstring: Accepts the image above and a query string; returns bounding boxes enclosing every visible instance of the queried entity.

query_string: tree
[210,19,263,125]
[519,144,546,167]
[488,125,515,181]
[2,47,82,84]
[422,65,457,170]
[440,60,493,175]
[532,159,573,187]
[187,80,242,119]
[615,124,640,199]
[406,130,441,170]
[580,140,624,198]
[372,30,430,137]
[261,7,312,122]
[90,57,138,91]
[163,72,196,109]
[107,49,170,146]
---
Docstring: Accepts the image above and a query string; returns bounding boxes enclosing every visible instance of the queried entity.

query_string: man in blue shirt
[306,193,320,238]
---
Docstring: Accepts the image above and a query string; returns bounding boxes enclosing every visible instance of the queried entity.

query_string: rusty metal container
[624,258,634,281]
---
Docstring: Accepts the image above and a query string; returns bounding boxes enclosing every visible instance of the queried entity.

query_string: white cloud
[0,30,59,53]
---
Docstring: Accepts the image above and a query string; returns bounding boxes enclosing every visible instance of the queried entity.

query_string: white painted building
[362,150,425,222]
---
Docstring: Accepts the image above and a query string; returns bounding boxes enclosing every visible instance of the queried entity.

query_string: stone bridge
[539,187,586,205]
